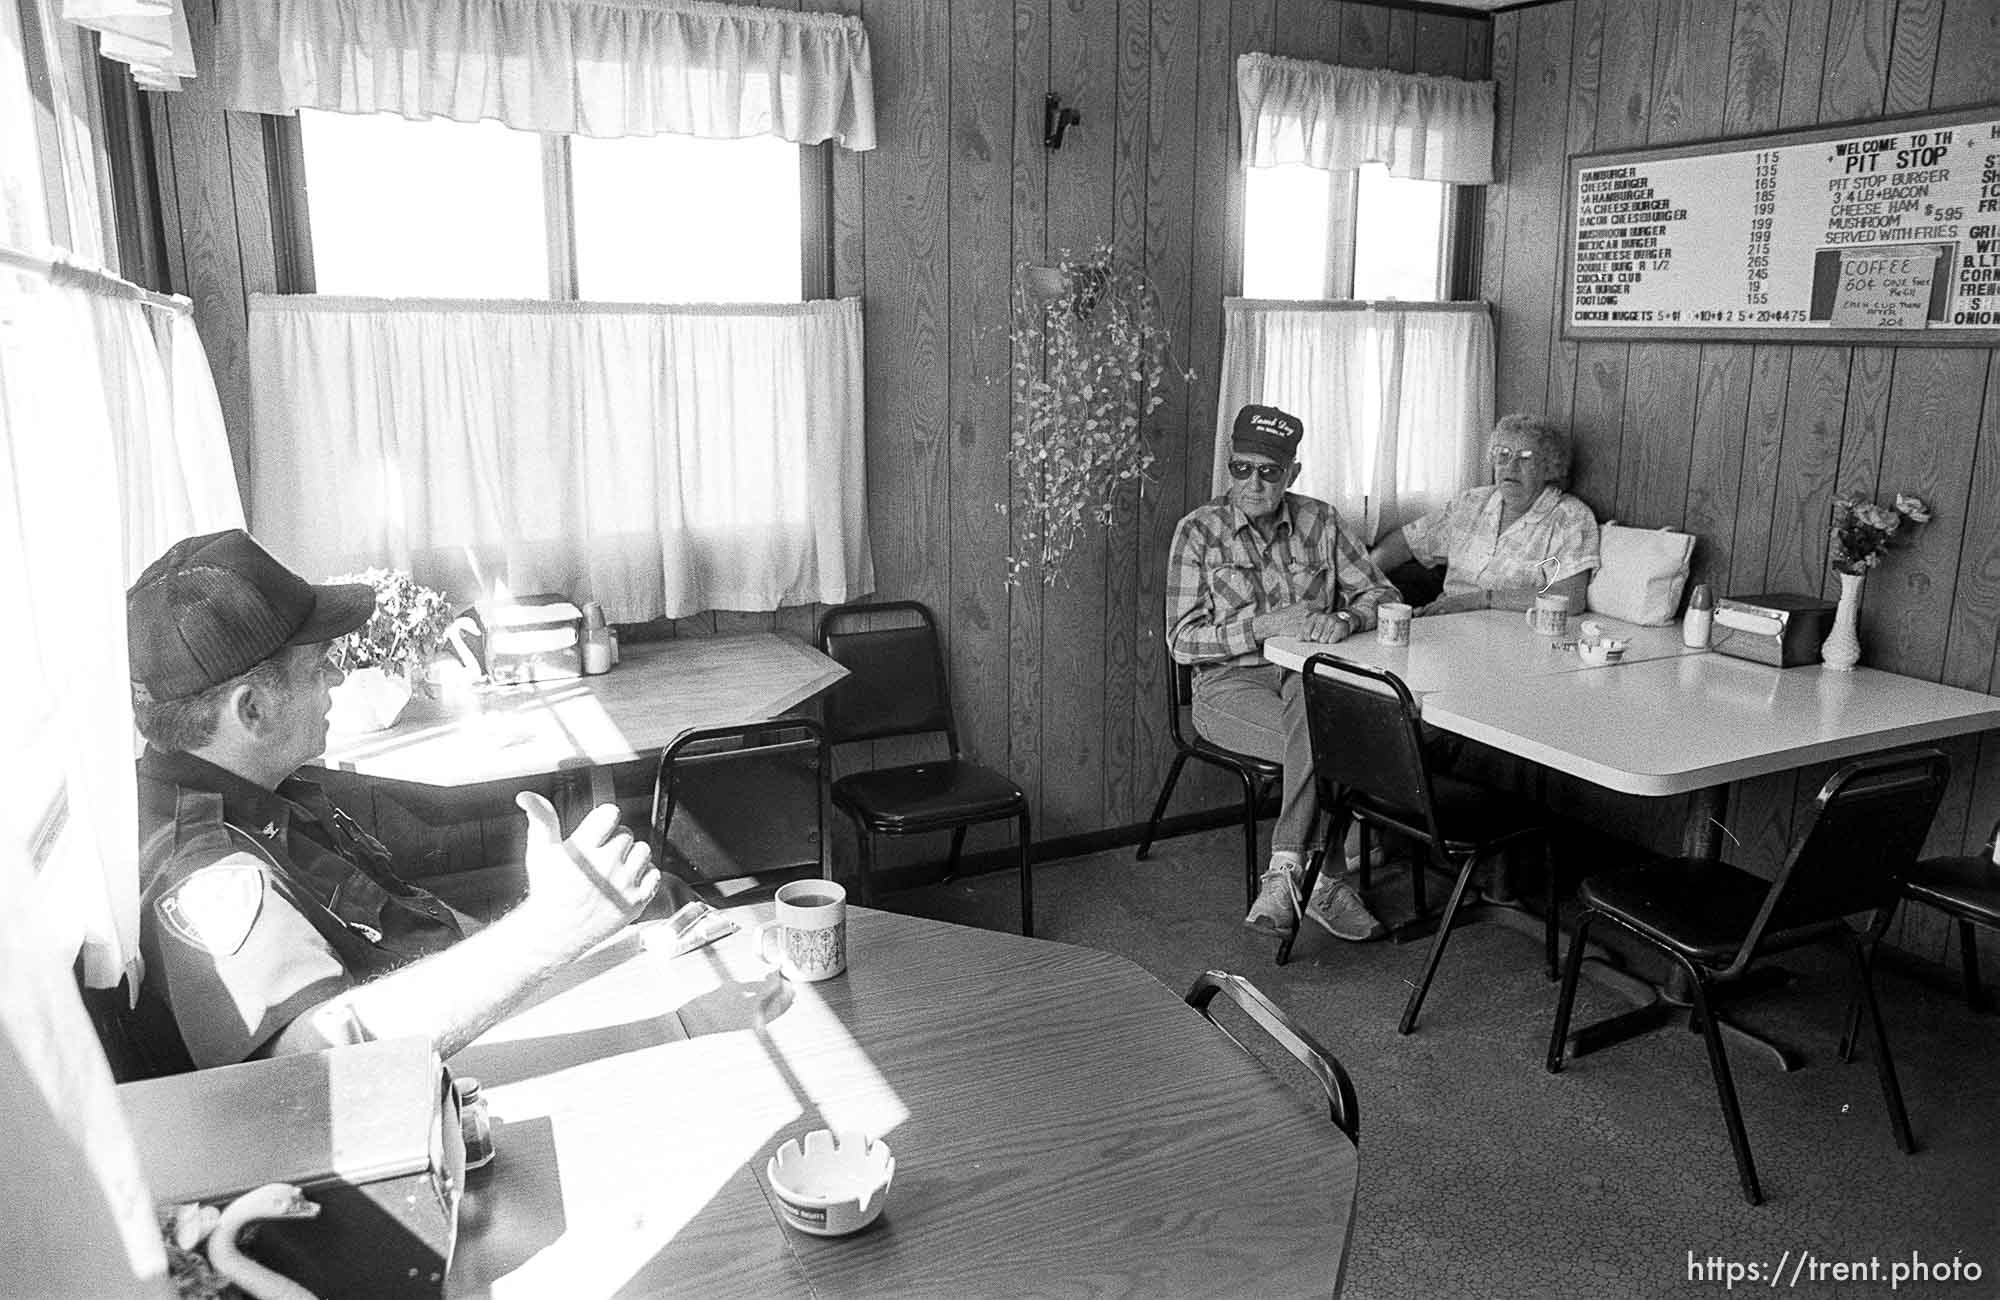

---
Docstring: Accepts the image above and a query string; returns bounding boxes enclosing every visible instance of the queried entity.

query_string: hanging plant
[1004,244,1187,587]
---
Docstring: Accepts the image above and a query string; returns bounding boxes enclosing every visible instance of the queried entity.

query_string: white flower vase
[328,666,415,733]
[1821,571,1865,671]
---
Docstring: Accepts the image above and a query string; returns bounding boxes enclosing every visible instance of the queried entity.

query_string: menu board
[1562,105,2000,343]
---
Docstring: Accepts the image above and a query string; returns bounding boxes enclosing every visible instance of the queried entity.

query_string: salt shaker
[1682,583,1714,649]
[453,1076,495,1170]
[581,601,612,675]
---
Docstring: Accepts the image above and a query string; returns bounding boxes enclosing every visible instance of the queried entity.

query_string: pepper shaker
[453,1075,495,1170]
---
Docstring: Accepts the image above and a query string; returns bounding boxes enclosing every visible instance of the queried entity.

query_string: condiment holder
[766,1129,895,1236]
[1576,634,1628,667]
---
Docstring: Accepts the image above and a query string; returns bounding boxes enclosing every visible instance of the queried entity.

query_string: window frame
[267,115,835,301]
[1243,162,1485,304]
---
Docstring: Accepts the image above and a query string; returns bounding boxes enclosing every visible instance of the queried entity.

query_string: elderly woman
[1370,414,1599,616]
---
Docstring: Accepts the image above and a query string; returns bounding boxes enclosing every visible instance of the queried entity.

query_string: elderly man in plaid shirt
[1166,404,1398,941]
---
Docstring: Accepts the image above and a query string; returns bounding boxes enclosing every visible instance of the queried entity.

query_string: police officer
[126,529,660,1072]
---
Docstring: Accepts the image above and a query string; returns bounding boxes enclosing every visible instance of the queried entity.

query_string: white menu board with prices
[1562,106,2000,344]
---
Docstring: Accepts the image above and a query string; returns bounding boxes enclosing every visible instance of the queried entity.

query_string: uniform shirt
[132,747,474,1070]
[1403,485,1600,600]
[1166,491,1397,668]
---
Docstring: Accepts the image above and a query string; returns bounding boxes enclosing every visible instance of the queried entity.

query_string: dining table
[1262,610,2000,1058]
[444,905,1359,1298]
[309,632,847,813]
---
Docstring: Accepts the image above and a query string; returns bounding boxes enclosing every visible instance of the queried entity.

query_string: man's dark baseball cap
[127,530,376,702]
[1231,404,1304,462]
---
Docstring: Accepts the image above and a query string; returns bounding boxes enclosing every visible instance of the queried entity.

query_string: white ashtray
[766,1129,895,1237]
[1577,639,1628,667]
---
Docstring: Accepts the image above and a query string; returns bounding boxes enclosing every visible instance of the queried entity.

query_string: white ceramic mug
[757,880,848,982]
[1377,602,1413,646]
[1524,593,1573,637]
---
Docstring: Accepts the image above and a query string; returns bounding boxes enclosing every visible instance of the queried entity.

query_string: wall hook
[1044,93,1081,150]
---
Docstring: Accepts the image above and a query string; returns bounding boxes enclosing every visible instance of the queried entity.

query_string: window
[296,111,809,302]
[1242,161,1453,302]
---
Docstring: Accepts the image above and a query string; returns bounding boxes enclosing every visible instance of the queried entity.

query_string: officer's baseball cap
[128,529,376,702]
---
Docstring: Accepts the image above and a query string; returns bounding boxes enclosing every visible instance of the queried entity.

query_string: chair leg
[944,826,967,880]
[1239,768,1263,908]
[1398,851,1479,1035]
[1959,919,1992,1013]
[1844,931,1916,1154]
[1546,911,1595,1073]
[1277,808,1328,967]
[1016,809,1034,938]
[1685,966,1762,1206]
[1136,752,1189,861]
[1542,836,1559,982]
[1356,821,1372,892]
[853,829,876,908]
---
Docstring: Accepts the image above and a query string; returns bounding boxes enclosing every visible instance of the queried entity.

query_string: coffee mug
[1524,593,1573,637]
[757,880,847,982]
[1377,602,1413,647]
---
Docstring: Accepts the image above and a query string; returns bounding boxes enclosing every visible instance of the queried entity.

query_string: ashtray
[766,1129,895,1236]
[1577,639,1628,667]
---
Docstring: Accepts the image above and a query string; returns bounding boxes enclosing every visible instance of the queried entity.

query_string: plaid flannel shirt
[1166,492,1397,668]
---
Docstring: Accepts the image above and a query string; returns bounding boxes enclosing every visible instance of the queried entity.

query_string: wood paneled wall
[141,0,1490,865]
[1484,0,2000,969]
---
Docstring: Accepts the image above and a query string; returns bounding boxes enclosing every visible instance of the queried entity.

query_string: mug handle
[1524,607,1538,631]
[755,921,784,966]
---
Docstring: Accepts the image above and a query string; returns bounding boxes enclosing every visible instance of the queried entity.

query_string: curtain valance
[218,0,877,149]
[1237,54,1493,184]
[61,1,194,91]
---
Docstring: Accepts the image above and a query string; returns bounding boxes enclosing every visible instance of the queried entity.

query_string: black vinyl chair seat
[1903,852,2000,922]
[833,760,1027,833]
[1347,772,1541,857]
[1579,858,1849,966]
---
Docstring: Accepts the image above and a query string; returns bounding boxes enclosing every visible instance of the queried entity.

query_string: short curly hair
[132,645,313,753]
[1490,413,1572,484]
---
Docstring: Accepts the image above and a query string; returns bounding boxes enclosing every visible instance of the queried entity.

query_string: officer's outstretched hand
[516,792,660,949]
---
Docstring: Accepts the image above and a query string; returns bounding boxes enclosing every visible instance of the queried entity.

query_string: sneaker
[1306,876,1386,942]
[1243,865,1303,935]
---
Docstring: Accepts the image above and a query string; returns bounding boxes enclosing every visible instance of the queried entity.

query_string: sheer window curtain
[1214,301,1493,542]
[1237,54,1494,184]
[248,296,872,617]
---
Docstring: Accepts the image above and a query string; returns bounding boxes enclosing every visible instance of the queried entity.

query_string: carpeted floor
[880,826,2000,1300]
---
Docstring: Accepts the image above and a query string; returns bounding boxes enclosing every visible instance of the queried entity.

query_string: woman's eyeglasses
[1487,445,1538,465]
[1227,460,1289,484]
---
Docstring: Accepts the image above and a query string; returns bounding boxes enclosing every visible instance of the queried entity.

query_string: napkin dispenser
[118,1037,463,1299]
[1710,593,1836,667]
[480,595,584,684]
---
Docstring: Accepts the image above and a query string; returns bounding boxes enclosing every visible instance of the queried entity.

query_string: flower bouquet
[1829,492,1931,575]
[324,568,453,731]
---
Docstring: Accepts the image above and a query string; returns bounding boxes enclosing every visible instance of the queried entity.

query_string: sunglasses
[1227,460,1290,484]
[1488,445,1539,464]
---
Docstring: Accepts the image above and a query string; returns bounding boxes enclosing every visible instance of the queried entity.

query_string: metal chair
[1136,643,1282,908]
[1292,654,1551,1038]
[1898,814,2000,1014]
[1546,750,1949,1205]
[817,601,1034,936]
[648,717,829,897]
[1185,970,1359,1143]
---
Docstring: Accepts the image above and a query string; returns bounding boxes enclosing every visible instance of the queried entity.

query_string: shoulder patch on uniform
[158,863,265,957]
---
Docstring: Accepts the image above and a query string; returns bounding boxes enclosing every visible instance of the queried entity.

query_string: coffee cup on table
[757,880,848,982]
[1524,593,1573,637]
[1377,602,1413,646]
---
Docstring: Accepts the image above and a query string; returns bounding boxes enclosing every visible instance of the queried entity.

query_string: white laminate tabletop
[1422,652,2000,797]
[1263,609,1701,695]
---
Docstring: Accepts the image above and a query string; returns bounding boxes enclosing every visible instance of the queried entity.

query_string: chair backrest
[1300,653,1444,842]
[1736,749,1951,973]
[1186,970,1359,1143]
[817,601,958,750]
[650,717,827,885]
[1164,640,1197,748]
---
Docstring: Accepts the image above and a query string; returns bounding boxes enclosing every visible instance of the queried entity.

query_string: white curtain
[1238,54,1494,184]
[247,295,874,619]
[0,254,244,993]
[61,0,195,91]
[1214,300,1493,542]
[219,0,877,149]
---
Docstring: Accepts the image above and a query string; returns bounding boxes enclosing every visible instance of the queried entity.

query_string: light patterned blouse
[1402,484,1600,600]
